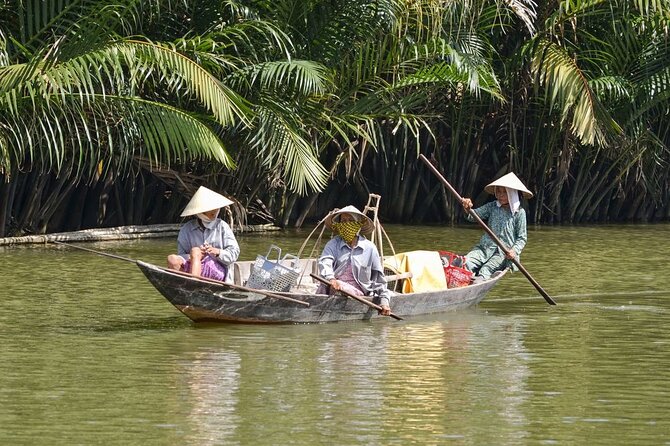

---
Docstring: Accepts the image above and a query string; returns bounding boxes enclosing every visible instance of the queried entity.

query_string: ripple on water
[2,225,670,445]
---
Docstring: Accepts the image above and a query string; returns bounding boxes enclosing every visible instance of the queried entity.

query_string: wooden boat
[136,259,507,323]
[136,194,514,323]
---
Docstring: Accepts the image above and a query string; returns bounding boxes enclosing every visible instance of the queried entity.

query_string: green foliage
[2,0,670,235]
[0,1,246,181]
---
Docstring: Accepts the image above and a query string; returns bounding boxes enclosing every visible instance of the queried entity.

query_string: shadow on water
[60,316,192,334]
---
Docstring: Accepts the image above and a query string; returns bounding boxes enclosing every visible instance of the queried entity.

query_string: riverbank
[0,223,280,246]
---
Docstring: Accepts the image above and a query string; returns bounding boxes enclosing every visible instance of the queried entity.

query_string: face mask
[331,221,363,243]
[197,210,219,229]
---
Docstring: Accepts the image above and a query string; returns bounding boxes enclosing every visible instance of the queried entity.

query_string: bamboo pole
[52,241,310,307]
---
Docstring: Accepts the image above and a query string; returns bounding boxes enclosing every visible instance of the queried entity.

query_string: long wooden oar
[52,240,309,307]
[310,274,403,320]
[419,154,557,305]
[53,239,137,262]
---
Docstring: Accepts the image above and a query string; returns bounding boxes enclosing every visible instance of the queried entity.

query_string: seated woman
[167,186,240,281]
[317,205,392,315]
[461,172,532,282]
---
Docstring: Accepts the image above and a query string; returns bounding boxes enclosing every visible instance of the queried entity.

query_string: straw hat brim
[180,186,233,217]
[484,172,533,199]
[324,205,374,234]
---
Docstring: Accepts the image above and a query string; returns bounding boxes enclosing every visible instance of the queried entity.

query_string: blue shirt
[318,235,391,306]
[467,201,528,256]
[177,218,240,266]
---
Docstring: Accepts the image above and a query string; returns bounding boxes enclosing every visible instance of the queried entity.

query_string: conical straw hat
[324,205,374,235]
[180,186,233,217]
[484,172,533,199]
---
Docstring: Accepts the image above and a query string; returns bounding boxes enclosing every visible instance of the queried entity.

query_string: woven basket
[247,245,300,292]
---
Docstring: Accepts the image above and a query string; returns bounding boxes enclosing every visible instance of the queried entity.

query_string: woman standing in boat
[318,205,392,316]
[167,186,240,281]
[461,173,533,282]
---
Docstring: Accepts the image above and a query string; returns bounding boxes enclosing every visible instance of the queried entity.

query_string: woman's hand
[462,198,473,211]
[201,243,220,257]
[505,249,516,260]
[329,279,341,291]
[379,304,391,316]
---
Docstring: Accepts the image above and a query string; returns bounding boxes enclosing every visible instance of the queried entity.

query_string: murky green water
[1,224,669,445]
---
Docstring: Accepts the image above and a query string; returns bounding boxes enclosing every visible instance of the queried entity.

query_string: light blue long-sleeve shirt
[318,235,391,307]
[177,218,240,267]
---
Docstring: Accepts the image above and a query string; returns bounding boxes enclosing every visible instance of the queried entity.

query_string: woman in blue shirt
[167,186,240,281]
[317,205,392,316]
[461,173,533,282]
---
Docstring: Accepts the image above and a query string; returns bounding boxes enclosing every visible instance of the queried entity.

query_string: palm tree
[513,0,670,222]
[240,0,520,224]
[0,0,332,234]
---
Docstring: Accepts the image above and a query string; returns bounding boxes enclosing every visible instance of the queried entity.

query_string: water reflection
[183,349,241,445]
[1,224,670,445]
[158,312,541,445]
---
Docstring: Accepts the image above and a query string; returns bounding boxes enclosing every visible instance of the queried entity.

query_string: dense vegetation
[1,0,669,237]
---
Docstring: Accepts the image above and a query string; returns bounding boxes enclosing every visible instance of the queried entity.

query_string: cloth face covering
[506,188,521,214]
[331,221,363,243]
[495,187,521,214]
[197,210,220,229]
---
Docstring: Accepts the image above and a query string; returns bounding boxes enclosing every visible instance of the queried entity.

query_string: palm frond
[529,38,621,146]
[247,102,328,194]
[505,0,537,35]
[121,40,252,127]
[0,93,233,177]
[395,60,502,100]
[14,0,186,56]
[0,28,8,67]
[1,37,253,128]
[633,0,670,16]
[227,59,331,97]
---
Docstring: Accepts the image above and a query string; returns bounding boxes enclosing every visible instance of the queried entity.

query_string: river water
[1,224,669,445]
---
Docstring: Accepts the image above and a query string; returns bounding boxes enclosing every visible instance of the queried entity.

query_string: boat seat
[233,262,252,286]
[385,271,413,283]
[295,258,319,286]
[383,263,417,293]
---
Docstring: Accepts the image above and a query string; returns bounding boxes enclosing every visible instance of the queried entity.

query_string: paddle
[310,274,403,320]
[52,240,310,307]
[418,154,557,305]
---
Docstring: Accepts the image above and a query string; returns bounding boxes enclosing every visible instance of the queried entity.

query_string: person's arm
[203,222,240,264]
[371,269,391,309]
[177,225,192,261]
[318,241,344,290]
[318,240,337,281]
[509,209,528,257]
[463,200,492,222]
[216,223,239,265]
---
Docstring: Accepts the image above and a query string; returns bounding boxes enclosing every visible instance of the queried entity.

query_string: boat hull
[137,261,506,323]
